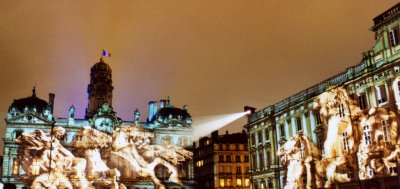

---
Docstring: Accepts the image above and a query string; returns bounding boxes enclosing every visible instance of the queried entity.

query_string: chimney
[160,100,166,109]
[226,130,229,135]
[148,101,155,122]
[49,93,55,113]
[211,130,219,142]
[153,102,158,118]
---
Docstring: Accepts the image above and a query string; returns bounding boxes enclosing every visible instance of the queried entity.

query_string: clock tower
[86,58,114,119]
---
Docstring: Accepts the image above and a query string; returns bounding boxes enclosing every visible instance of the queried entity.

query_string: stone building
[194,130,251,189]
[1,58,194,189]
[245,3,400,189]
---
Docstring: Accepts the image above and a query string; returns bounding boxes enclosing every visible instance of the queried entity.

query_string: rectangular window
[358,92,368,110]
[315,112,322,125]
[265,129,269,141]
[389,27,400,47]
[236,155,240,162]
[226,166,231,173]
[220,179,225,187]
[382,120,391,142]
[363,125,372,145]
[226,179,231,187]
[236,178,242,186]
[252,152,257,170]
[280,124,285,137]
[259,151,264,168]
[376,85,388,104]
[266,150,271,166]
[338,104,345,118]
[219,155,224,162]
[12,158,19,175]
[318,137,324,155]
[258,131,263,143]
[245,178,250,187]
[342,132,349,151]
[296,117,302,131]
[219,165,224,173]
[236,166,242,174]
[226,155,231,162]
[244,155,249,162]
[251,133,256,146]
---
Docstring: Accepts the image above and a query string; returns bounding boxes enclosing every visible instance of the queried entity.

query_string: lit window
[236,178,242,186]
[31,159,40,175]
[12,158,19,175]
[220,179,225,187]
[227,179,231,187]
[245,178,250,187]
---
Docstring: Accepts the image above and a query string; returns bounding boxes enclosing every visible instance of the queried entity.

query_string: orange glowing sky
[0,1,398,147]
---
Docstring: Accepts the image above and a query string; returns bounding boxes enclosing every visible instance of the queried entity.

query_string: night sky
[0,1,398,149]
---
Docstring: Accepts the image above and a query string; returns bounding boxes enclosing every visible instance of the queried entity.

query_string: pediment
[7,113,53,124]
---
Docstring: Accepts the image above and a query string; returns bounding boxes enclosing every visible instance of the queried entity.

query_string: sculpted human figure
[16,126,90,189]
[278,132,322,189]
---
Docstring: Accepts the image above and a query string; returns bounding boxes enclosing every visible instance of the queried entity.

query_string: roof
[9,88,48,113]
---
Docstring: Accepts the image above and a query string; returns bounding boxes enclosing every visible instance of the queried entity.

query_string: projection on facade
[278,87,400,189]
[2,59,194,189]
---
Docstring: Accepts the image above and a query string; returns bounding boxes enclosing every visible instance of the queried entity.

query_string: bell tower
[86,58,114,118]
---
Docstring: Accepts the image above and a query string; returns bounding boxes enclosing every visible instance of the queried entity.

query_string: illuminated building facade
[1,58,194,189]
[245,3,400,189]
[194,130,250,189]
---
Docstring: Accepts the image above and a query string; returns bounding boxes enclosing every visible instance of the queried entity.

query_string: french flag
[102,50,111,57]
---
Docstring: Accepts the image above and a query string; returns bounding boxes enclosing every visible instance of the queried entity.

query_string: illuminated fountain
[15,124,192,189]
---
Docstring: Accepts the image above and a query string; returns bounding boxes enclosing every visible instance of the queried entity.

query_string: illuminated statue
[110,125,192,189]
[312,87,400,187]
[357,107,399,179]
[16,126,90,189]
[278,132,322,189]
[69,105,75,118]
[71,126,124,189]
[134,108,140,124]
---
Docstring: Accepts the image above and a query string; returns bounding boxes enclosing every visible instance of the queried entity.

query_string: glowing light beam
[192,111,248,141]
